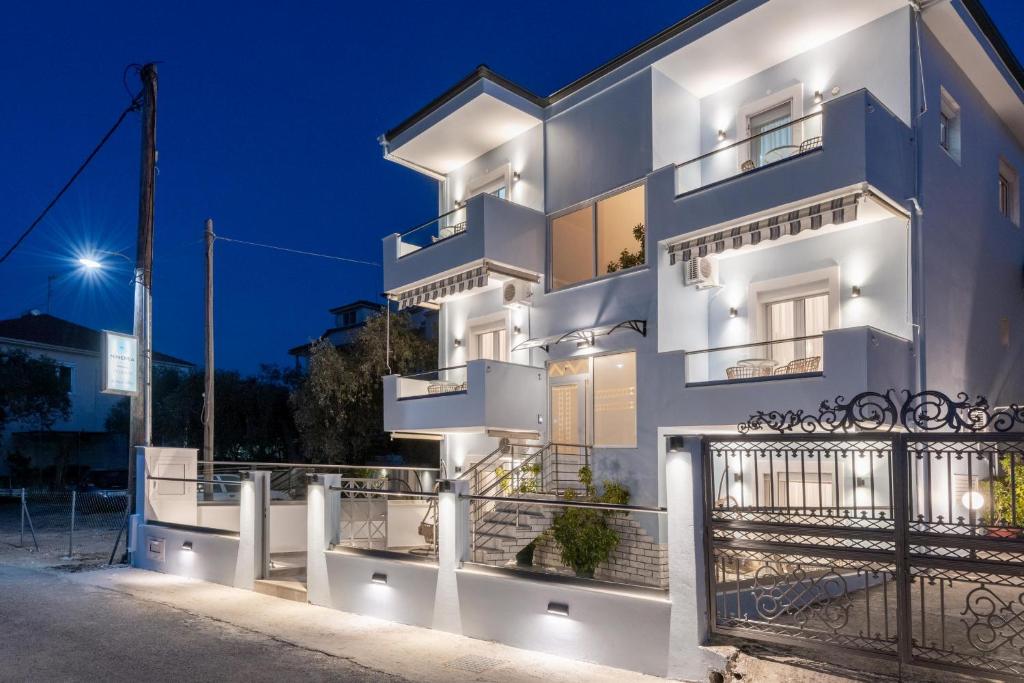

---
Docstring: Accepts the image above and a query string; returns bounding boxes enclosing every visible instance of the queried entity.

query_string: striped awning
[667,193,862,265]
[396,264,489,310]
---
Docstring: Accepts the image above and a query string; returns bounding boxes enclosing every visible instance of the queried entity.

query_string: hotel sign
[101,330,138,395]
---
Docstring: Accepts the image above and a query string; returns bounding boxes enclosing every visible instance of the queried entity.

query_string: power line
[0,93,144,266]
[214,234,380,267]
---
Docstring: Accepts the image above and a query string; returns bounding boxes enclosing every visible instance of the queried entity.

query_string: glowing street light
[78,257,103,269]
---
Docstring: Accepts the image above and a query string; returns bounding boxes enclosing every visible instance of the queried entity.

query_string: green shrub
[549,466,631,578]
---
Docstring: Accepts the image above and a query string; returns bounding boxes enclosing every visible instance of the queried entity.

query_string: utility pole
[129,63,157,515]
[203,218,215,498]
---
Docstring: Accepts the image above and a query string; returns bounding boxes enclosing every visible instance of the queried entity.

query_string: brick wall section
[532,513,668,589]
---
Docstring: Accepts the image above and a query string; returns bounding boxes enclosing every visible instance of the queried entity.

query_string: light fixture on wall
[546,601,570,617]
[512,170,521,182]
[851,285,862,298]
[666,435,686,453]
[962,491,985,511]
[371,572,388,585]
[513,325,521,334]
[728,307,738,319]
[454,199,464,208]
[181,541,194,551]
[717,129,727,142]
[453,338,463,348]
[813,90,824,104]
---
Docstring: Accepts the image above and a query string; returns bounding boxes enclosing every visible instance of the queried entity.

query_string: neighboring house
[0,311,194,484]
[377,0,1024,508]
[288,299,437,370]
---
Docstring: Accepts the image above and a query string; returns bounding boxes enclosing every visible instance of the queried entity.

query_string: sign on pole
[101,330,139,395]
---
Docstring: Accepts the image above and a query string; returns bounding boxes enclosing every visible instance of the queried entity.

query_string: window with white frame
[468,315,509,362]
[765,293,829,367]
[999,159,1020,226]
[749,101,793,167]
[593,351,637,448]
[940,87,962,163]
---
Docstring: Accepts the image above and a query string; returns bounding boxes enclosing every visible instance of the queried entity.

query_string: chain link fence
[0,488,129,565]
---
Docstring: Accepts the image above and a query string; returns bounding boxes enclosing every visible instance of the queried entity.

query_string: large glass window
[766,293,828,366]
[749,101,792,167]
[474,328,508,362]
[550,185,645,290]
[593,352,637,448]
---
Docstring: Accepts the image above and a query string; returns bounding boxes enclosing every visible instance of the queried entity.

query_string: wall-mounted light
[813,90,824,104]
[454,199,464,208]
[732,473,742,483]
[717,129,727,142]
[547,601,570,617]
[666,435,686,453]
[371,572,388,585]
[453,338,463,348]
[831,86,841,97]
[962,491,985,511]
[729,307,738,319]
[513,325,521,334]
[512,170,521,182]
[851,285,862,298]
[855,477,867,488]
[181,541,194,551]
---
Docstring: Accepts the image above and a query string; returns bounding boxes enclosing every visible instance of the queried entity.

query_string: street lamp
[77,257,103,270]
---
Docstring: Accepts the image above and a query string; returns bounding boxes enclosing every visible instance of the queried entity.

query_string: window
[56,364,74,394]
[593,352,636,448]
[340,310,357,326]
[749,101,792,167]
[999,159,1019,226]
[765,293,829,367]
[939,87,962,163]
[469,316,509,362]
[550,184,646,290]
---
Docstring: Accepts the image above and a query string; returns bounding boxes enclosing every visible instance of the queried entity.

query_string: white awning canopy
[667,192,862,265]
[391,260,539,311]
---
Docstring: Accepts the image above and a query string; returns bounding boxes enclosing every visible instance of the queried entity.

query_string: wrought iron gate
[703,391,1024,679]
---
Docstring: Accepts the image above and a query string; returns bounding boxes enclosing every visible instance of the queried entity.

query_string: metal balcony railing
[684,334,824,386]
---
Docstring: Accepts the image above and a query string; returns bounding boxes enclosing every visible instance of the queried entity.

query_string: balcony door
[548,358,590,448]
[468,315,509,363]
[766,293,828,367]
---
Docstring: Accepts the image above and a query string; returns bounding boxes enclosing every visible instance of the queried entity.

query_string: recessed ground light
[371,572,388,585]
[181,541,193,551]
[547,601,570,616]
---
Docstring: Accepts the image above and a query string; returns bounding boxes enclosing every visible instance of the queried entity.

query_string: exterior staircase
[459,441,590,565]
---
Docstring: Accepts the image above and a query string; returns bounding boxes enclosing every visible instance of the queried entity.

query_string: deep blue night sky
[1,1,1022,372]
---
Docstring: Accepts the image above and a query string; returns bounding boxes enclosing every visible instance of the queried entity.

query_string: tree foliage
[291,312,436,464]
[605,222,646,273]
[0,349,71,435]
[550,465,631,578]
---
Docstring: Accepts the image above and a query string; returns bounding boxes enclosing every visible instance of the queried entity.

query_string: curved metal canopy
[511,319,646,353]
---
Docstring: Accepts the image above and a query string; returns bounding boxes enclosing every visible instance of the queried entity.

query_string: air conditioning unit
[502,280,533,308]
[684,256,720,289]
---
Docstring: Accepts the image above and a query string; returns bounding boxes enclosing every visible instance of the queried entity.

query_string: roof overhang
[381,69,543,178]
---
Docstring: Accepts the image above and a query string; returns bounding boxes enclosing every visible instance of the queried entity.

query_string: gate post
[892,433,913,667]
[665,434,728,681]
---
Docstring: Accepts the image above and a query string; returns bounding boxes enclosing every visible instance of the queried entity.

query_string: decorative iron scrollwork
[739,390,1024,434]
[753,565,852,630]
[961,586,1024,654]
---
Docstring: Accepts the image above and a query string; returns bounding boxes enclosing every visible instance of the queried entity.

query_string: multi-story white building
[379,0,1024,509]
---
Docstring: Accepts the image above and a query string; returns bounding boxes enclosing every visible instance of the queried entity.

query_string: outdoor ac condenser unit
[502,280,533,308]
[684,256,720,289]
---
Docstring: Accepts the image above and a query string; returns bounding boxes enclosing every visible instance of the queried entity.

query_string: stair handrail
[474,442,589,498]
[458,441,508,483]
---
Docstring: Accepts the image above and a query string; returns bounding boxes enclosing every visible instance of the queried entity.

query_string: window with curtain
[766,293,828,366]
[593,352,637,448]
[474,328,508,362]
[749,101,792,167]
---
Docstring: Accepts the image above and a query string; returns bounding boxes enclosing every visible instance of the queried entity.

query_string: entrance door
[550,380,588,446]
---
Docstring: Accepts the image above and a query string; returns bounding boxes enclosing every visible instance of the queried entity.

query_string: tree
[291,312,436,464]
[605,222,646,273]
[0,349,70,435]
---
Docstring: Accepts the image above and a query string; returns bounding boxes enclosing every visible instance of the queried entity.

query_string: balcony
[383,193,546,297]
[676,326,913,429]
[383,359,545,435]
[648,89,914,244]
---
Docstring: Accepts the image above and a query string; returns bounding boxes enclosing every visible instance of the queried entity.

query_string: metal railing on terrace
[396,206,468,255]
[328,480,439,559]
[674,111,823,196]
[395,366,468,399]
[684,334,824,386]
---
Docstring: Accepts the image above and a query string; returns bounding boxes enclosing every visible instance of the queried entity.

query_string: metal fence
[0,488,129,562]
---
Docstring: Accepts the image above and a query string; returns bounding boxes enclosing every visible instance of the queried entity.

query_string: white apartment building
[380,0,1024,506]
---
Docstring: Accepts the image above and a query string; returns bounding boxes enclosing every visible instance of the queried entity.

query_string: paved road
[0,564,406,682]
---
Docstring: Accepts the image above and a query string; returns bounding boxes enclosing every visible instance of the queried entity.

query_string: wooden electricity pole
[129,63,157,516]
[203,218,215,497]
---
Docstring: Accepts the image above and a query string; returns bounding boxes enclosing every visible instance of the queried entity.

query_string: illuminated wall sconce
[666,435,686,453]
[962,491,985,511]
[813,90,824,104]
[728,307,738,319]
[832,86,841,96]
[371,572,388,585]
[454,199,464,208]
[513,325,522,334]
[732,473,742,483]
[546,601,570,617]
[851,285,862,298]
[512,170,521,182]
[181,541,194,551]
[855,477,867,488]
[717,129,727,142]
[453,338,463,348]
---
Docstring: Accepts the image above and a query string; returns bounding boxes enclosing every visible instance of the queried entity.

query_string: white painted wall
[445,124,544,213]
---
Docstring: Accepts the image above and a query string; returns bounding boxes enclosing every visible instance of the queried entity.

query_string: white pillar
[307,474,339,607]
[665,435,728,681]
[432,478,468,633]
[235,471,268,589]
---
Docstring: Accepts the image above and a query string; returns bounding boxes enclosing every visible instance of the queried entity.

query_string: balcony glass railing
[396,366,468,399]
[396,206,468,256]
[684,334,824,385]
[674,111,823,196]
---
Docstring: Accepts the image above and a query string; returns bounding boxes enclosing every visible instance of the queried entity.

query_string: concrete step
[253,579,308,603]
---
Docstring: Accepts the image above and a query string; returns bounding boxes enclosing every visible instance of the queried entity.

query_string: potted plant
[549,466,630,579]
